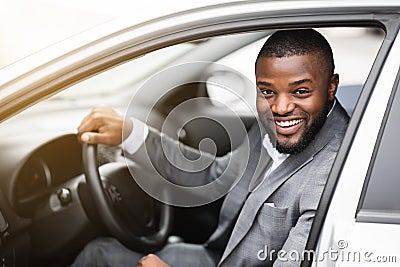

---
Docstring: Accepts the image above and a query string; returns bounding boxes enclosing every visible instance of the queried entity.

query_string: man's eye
[294,88,309,95]
[260,89,274,96]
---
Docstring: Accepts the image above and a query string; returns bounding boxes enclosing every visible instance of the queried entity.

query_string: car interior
[0,27,384,266]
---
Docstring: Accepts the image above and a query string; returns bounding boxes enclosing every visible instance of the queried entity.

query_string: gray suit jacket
[126,102,349,266]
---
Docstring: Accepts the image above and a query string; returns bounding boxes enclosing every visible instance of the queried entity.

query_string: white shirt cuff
[122,118,149,155]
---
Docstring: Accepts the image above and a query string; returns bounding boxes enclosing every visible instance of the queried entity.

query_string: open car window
[10,27,384,130]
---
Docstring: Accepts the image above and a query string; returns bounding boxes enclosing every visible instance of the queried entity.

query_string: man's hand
[137,254,170,267]
[77,106,133,145]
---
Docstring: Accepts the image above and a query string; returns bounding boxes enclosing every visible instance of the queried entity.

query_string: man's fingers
[137,255,146,267]
[80,130,121,145]
[137,254,170,267]
[77,107,125,145]
[80,132,104,144]
[77,115,107,143]
[78,114,103,134]
[77,120,98,143]
[79,110,100,131]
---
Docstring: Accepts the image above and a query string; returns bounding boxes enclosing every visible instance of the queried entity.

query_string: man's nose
[270,94,295,115]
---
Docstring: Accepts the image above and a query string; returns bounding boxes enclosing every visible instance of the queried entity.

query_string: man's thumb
[81,133,94,143]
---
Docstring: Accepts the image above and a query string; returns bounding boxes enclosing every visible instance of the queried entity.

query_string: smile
[274,119,305,136]
[275,119,303,128]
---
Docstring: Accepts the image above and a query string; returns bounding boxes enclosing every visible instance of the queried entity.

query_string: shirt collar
[262,134,289,164]
[327,99,336,117]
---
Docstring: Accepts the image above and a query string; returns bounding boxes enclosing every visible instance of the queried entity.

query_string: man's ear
[328,74,339,101]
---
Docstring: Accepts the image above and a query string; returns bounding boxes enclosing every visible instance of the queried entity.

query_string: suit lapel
[220,146,315,263]
[206,123,271,248]
[247,146,272,192]
[219,102,348,264]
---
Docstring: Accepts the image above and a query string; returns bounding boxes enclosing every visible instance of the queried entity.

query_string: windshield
[54,43,196,99]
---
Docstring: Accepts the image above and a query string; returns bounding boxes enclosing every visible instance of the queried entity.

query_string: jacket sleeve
[123,125,251,187]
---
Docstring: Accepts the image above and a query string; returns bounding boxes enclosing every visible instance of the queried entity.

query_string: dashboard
[12,134,83,218]
[0,133,98,266]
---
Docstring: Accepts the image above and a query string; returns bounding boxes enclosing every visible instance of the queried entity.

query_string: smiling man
[73,29,349,266]
[256,30,338,156]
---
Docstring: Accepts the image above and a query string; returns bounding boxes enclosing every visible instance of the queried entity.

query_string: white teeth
[275,119,302,128]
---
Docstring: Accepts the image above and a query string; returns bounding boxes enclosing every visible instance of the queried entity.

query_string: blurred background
[0,0,239,68]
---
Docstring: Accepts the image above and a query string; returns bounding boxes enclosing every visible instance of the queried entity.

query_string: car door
[306,11,400,267]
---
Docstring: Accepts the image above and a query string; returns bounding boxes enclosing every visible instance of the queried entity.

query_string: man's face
[255,53,338,154]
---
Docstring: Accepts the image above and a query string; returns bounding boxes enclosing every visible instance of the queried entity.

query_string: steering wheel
[82,143,172,252]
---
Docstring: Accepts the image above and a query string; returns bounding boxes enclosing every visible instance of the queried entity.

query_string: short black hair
[256,29,335,76]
